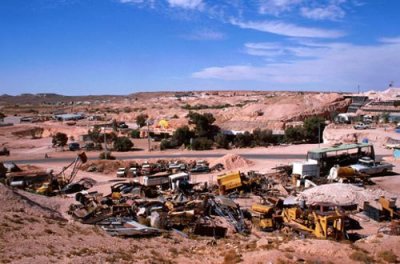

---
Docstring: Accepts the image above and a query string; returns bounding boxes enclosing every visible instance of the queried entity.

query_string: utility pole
[103,127,108,159]
[147,119,151,152]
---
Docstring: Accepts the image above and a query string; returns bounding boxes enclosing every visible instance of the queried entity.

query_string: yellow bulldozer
[281,206,347,240]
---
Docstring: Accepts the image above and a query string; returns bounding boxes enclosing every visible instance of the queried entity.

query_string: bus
[307,143,375,175]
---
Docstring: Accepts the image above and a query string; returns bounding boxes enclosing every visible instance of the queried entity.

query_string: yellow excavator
[36,152,87,195]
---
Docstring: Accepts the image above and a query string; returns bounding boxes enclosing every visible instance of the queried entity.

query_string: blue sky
[1,0,400,95]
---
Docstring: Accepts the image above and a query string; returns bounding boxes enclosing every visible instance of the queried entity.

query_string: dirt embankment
[323,123,400,146]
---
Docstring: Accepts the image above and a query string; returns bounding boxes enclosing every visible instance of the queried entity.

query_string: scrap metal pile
[65,168,364,241]
[1,152,95,196]
[68,180,249,237]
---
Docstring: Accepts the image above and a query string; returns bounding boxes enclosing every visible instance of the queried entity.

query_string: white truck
[354,122,370,130]
[350,157,394,175]
[143,172,190,190]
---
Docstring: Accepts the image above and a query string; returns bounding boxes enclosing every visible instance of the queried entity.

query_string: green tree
[253,128,274,146]
[187,111,219,138]
[136,114,148,128]
[172,125,194,147]
[284,126,304,143]
[191,137,213,150]
[52,132,68,148]
[130,129,141,138]
[303,116,326,143]
[234,131,254,148]
[113,136,134,151]
[0,112,5,122]
[88,127,102,143]
[214,133,229,149]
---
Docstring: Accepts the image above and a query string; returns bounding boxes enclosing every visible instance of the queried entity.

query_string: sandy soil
[2,183,400,264]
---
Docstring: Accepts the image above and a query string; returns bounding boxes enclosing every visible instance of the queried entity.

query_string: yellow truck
[217,171,242,194]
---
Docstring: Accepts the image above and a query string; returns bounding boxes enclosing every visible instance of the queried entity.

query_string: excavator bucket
[78,152,88,164]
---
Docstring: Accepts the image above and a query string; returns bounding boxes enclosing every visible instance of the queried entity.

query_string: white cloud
[258,0,303,16]
[118,0,144,3]
[300,5,345,21]
[183,29,225,40]
[230,19,345,38]
[167,0,203,9]
[379,36,400,44]
[192,38,400,90]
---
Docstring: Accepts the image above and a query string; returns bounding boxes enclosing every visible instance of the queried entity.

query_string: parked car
[128,167,139,177]
[68,142,80,151]
[354,122,370,130]
[168,161,186,171]
[350,157,394,175]
[190,165,210,173]
[116,168,126,177]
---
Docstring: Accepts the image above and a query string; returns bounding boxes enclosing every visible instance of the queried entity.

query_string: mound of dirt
[211,154,253,171]
[297,183,399,207]
[0,184,67,220]
[80,160,128,174]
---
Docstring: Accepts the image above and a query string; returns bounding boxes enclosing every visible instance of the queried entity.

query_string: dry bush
[168,247,179,257]
[350,251,375,263]
[284,246,295,252]
[378,250,398,263]
[222,249,241,264]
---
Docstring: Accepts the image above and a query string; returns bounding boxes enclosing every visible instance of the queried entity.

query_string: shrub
[349,251,374,263]
[191,137,213,150]
[215,133,229,149]
[52,132,68,147]
[222,249,241,264]
[378,250,398,263]
[113,136,134,152]
[136,114,148,127]
[160,139,175,150]
[130,129,140,138]
[234,131,254,148]
[253,128,274,146]
[284,126,304,143]
[31,127,44,139]
[99,151,115,160]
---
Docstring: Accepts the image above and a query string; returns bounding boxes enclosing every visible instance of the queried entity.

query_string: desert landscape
[1,88,400,264]
[2,1,400,263]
